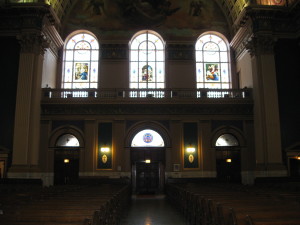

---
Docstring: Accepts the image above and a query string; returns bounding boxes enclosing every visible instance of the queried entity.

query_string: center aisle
[120,195,186,225]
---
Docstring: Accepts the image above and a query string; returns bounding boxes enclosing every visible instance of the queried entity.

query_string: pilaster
[8,32,49,177]
[246,34,286,176]
[231,5,289,178]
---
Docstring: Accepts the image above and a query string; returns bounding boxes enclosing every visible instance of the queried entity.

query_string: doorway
[54,149,79,185]
[289,158,300,177]
[131,148,165,194]
[216,149,241,182]
[136,161,160,194]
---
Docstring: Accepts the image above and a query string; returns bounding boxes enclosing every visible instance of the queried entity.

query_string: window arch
[56,134,80,147]
[62,32,99,89]
[131,129,165,147]
[195,33,231,89]
[129,30,165,90]
[215,134,239,147]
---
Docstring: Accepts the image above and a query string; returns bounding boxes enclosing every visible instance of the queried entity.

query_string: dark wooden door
[216,149,241,182]
[54,149,79,185]
[136,162,159,194]
[131,148,165,194]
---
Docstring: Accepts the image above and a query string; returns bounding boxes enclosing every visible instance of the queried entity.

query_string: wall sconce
[226,158,232,163]
[64,159,70,164]
[100,147,110,153]
[145,159,151,164]
[186,146,196,163]
[186,147,195,153]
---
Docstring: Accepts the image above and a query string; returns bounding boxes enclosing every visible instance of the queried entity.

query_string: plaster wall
[236,52,253,88]
[167,61,195,89]
[100,61,129,88]
[42,49,57,88]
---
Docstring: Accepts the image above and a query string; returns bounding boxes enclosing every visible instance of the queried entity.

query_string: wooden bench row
[166,183,300,225]
[0,184,131,225]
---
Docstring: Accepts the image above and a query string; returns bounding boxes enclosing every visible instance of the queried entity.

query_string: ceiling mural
[63,0,229,40]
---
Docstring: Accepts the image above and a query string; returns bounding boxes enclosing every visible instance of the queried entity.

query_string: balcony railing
[42,88,252,101]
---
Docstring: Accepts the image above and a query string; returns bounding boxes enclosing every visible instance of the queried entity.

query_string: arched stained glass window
[56,134,80,147]
[215,134,239,147]
[129,31,165,90]
[62,32,99,89]
[196,33,231,89]
[131,129,165,147]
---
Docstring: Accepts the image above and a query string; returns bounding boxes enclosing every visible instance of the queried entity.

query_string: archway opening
[130,129,165,194]
[54,134,80,185]
[215,134,241,183]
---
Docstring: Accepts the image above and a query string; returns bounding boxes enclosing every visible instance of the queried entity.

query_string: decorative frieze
[166,44,194,60]
[41,102,253,116]
[101,44,128,60]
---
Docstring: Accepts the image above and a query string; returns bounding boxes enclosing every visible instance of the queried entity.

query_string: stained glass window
[131,129,165,147]
[62,32,99,89]
[129,31,165,91]
[196,33,231,89]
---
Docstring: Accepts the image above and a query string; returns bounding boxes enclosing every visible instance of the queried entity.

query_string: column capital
[17,33,50,55]
[244,35,276,57]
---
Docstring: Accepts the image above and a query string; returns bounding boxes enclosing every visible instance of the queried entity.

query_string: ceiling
[49,0,250,27]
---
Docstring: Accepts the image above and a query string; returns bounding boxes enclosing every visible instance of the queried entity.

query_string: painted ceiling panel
[8,0,297,35]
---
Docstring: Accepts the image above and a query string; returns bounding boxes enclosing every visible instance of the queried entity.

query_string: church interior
[0,0,300,224]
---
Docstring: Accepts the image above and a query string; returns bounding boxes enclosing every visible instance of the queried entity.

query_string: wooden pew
[166,182,300,225]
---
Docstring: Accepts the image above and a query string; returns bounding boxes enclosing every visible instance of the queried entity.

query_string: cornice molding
[232,5,300,58]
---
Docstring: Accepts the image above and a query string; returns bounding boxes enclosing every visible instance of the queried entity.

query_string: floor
[120,195,187,225]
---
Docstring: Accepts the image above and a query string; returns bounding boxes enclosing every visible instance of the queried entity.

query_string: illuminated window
[196,33,231,89]
[56,134,80,147]
[215,134,239,147]
[62,32,99,89]
[129,31,165,90]
[131,129,165,147]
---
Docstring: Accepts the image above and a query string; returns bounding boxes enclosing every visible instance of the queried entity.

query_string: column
[8,33,49,178]
[246,35,287,177]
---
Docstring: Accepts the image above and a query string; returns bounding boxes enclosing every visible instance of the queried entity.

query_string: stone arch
[211,125,246,148]
[48,125,85,148]
[125,121,171,148]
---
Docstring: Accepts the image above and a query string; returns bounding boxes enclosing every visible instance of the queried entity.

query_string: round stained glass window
[143,133,153,143]
[131,129,164,147]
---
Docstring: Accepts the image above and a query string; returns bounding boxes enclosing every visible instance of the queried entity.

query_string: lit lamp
[186,147,195,153]
[64,159,70,164]
[100,147,110,153]
[226,158,232,163]
[145,159,151,164]
[296,156,300,160]
[99,146,110,165]
[186,146,196,163]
